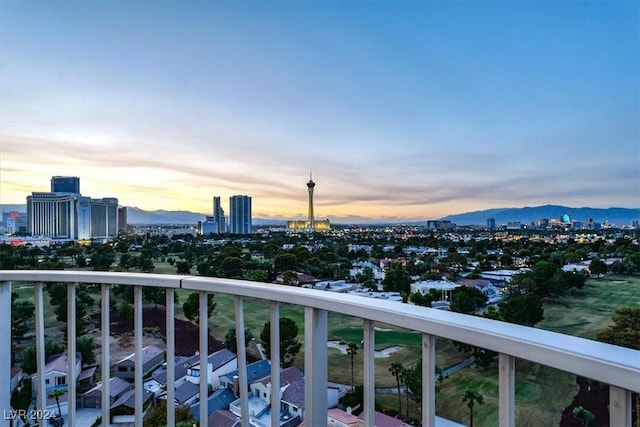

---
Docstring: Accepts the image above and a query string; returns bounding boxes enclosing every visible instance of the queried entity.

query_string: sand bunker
[327,341,403,358]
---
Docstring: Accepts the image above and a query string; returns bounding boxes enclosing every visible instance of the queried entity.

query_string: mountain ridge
[1,204,638,226]
[439,205,639,226]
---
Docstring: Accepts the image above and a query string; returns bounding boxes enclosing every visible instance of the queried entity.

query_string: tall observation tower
[306,173,316,229]
[286,174,330,231]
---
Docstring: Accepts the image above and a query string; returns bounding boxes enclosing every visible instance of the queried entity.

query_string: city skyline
[1,1,638,221]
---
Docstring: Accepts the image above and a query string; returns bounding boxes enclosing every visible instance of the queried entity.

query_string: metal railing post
[165,288,176,427]
[610,385,632,427]
[0,280,11,427]
[67,283,77,427]
[363,319,375,427]
[199,291,209,426]
[499,353,515,427]
[35,282,46,427]
[100,284,110,426]
[234,296,249,427]
[422,334,435,427]
[304,307,327,426]
[270,301,280,427]
[134,285,143,427]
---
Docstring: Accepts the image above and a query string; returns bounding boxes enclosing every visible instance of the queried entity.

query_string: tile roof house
[275,272,317,285]
[114,345,164,381]
[152,353,200,387]
[328,407,360,426]
[80,376,133,409]
[207,409,241,427]
[158,380,201,406]
[220,359,272,395]
[110,388,155,424]
[186,348,237,389]
[144,353,201,395]
[357,411,413,427]
[291,409,463,427]
[189,387,236,423]
[230,366,345,427]
[31,353,82,397]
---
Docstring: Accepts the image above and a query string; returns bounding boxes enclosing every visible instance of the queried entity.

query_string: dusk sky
[1,1,638,221]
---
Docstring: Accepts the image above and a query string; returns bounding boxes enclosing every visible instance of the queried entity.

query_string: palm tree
[346,343,359,390]
[399,367,411,420]
[462,389,485,427]
[48,388,66,419]
[388,362,403,416]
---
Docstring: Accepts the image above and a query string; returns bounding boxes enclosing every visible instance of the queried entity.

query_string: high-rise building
[27,177,119,241]
[51,176,80,193]
[2,211,27,235]
[229,195,252,235]
[118,207,128,233]
[487,218,496,229]
[213,196,226,233]
[90,198,119,239]
[27,192,80,239]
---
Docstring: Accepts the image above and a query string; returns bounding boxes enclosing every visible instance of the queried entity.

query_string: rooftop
[115,345,164,366]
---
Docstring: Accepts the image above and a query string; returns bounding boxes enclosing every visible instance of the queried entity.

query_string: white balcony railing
[1,270,638,427]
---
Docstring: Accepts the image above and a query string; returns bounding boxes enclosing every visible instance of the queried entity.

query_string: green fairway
[330,327,422,348]
[537,275,640,339]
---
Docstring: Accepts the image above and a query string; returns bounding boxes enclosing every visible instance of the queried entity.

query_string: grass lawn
[11,282,67,329]
[537,275,640,339]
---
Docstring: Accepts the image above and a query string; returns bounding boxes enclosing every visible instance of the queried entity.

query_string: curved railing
[0,270,638,427]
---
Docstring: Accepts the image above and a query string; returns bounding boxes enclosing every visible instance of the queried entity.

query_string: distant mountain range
[1,204,638,226]
[439,205,640,226]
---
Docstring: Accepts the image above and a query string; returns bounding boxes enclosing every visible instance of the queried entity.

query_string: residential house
[157,380,200,406]
[297,407,359,427]
[410,280,459,302]
[347,289,403,302]
[456,278,504,304]
[220,360,272,394]
[29,352,97,418]
[189,387,236,423]
[31,353,82,397]
[349,261,385,287]
[81,377,133,409]
[114,345,164,381]
[302,280,354,293]
[357,411,413,427]
[275,272,316,286]
[327,407,360,426]
[110,388,154,424]
[309,408,464,427]
[208,409,241,427]
[144,353,200,395]
[186,348,237,389]
[229,366,345,427]
[358,410,465,427]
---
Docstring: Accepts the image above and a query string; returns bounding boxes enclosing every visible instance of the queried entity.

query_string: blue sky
[1,1,638,221]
